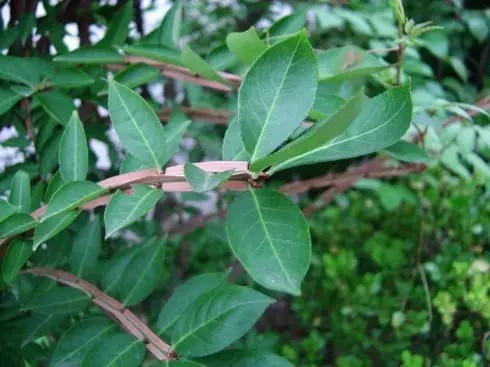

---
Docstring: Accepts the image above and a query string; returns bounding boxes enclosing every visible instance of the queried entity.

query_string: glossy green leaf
[181,45,229,85]
[226,189,311,295]
[0,88,22,115]
[222,117,250,161]
[171,285,274,357]
[143,0,182,48]
[102,245,143,294]
[123,44,182,65]
[1,239,32,283]
[59,111,88,182]
[9,170,31,213]
[162,109,191,165]
[23,287,90,315]
[270,81,413,173]
[317,46,388,81]
[50,318,116,367]
[36,90,75,126]
[117,237,166,307]
[250,90,365,172]
[238,31,317,162]
[81,333,146,367]
[99,0,133,46]
[42,181,106,222]
[49,68,94,88]
[184,163,234,193]
[104,184,163,238]
[0,55,40,86]
[39,133,63,175]
[21,313,68,347]
[0,213,36,238]
[53,46,124,64]
[33,210,80,250]
[268,12,306,43]
[119,154,150,173]
[69,216,102,277]
[30,181,46,211]
[226,27,267,65]
[44,171,65,203]
[384,140,431,163]
[99,63,160,95]
[108,78,167,168]
[156,272,228,335]
[0,199,16,223]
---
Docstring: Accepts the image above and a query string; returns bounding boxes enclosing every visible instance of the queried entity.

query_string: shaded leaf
[99,0,133,46]
[181,45,229,85]
[123,44,182,65]
[222,117,250,161]
[162,109,191,165]
[226,27,267,65]
[36,90,75,126]
[59,111,88,181]
[54,46,124,64]
[0,88,22,115]
[23,287,90,315]
[0,55,41,86]
[0,199,17,223]
[81,333,146,367]
[49,68,95,88]
[69,216,102,277]
[384,140,431,163]
[0,213,36,238]
[143,0,182,48]
[33,210,80,251]
[1,239,32,283]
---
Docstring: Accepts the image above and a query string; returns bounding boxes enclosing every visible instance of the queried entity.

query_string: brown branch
[22,267,177,361]
[159,107,230,125]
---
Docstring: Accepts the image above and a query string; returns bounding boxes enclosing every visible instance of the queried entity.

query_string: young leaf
[9,170,31,213]
[69,216,102,277]
[384,140,431,163]
[108,78,167,169]
[22,287,91,315]
[156,272,228,334]
[222,117,251,161]
[33,210,81,251]
[1,239,33,283]
[36,90,75,126]
[59,111,88,182]
[42,181,106,222]
[184,163,234,193]
[53,46,124,64]
[238,30,317,162]
[81,333,146,367]
[104,184,163,238]
[250,90,365,172]
[317,46,388,81]
[0,199,17,223]
[269,81,413,173]
[0,88,23,116]
[0,213,36,238]
[226,27,267,65]
[170,285,274,357]
[117,237,166,307]
[99,0,133,47]
[181,45,229,85]
[226,189,311,295]
[50,318,116,367]
[142,0,182,48]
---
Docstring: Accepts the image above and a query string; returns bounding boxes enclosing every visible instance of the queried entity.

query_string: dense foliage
[0,0,488,366]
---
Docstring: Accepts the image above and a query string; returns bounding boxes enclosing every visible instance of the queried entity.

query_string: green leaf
[226,27,267,65]
[181,45,229,85]
[42,181,106,222]
[99,63,161,95]
[162,109,191,165]
[0,213,36,238]
[0,55,40,86]
[156,272,228,335]
[226,189,311,295]
[30,181,46,211]
[108,78,167,168]
[69,216,102,277]
[23,287,90,315]
[317,46,388,81]
[170,285,273,357]
[250,90,365,172]
[36,90,75,126]
[466,15,488,43]
[448,57,468,82]
[0,88,22,116]
[21,314,68,347]
[50,318,116,367]
[117,237,166,307]
[53,46,124,64]
[0,199,17,223]
[9,170,31,213]
[184,163,234,193]
[238,30,317,162]
[33,210,80,250]
[200,351,294,367]
[99,0,133,46]
[268,12,306,43]
[119,154,150,173]
[222,117,250,161]
[143,0,182,48]
[102,245,142,294]
[269,81,413,173]
[39,133,63,175]
[49,68,95,88]
[44,171,65,203]
[59,111,88,182]
[104,184,163,238]
[1,239,32,283]
[384,140,431,163]
[123,44,182,65]
[81,333,146,367]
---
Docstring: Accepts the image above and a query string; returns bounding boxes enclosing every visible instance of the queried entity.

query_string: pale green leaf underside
[184,163,234,193]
